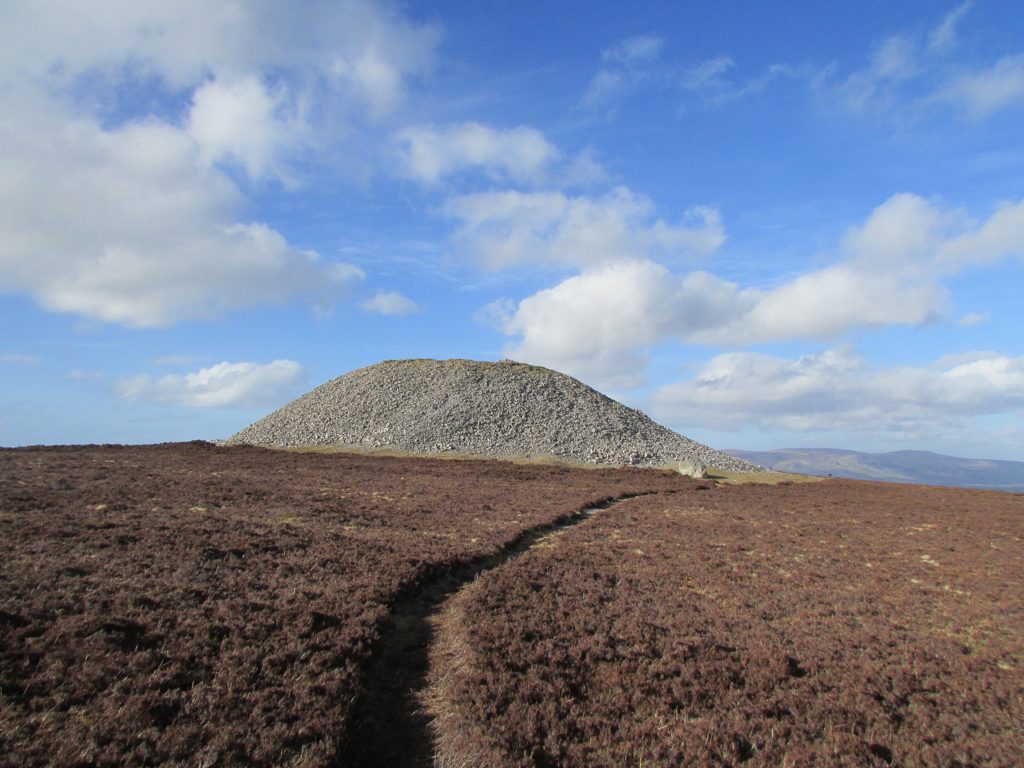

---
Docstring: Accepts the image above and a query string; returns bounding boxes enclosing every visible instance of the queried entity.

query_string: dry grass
[278,445,625,470]
[707,468,823,485]
[271,445,783,478]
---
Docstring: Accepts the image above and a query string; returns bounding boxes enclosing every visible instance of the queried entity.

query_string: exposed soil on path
[428,479,1023,767]
[3,443,1020,766]
[0,442,690,766]
[344,493,657,767]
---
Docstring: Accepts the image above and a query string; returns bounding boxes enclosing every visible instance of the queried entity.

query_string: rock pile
[225,358,762,472]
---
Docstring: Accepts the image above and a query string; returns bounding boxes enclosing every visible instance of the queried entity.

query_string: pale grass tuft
[706,468,824,485]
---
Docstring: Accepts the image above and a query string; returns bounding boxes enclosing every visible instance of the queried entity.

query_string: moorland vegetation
[1,442,1020,766]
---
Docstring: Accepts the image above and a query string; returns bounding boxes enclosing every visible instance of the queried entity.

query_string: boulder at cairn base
[224,358,762,472]
[676,457,709,479]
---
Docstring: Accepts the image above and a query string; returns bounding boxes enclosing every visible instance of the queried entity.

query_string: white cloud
[928,1,974,53]
[395,122,560,185]
[585,37,794,111]
[835,35,922,114]
[488,193,1024,386]
[939,55,1024,119]
[936,198,1024,268]
[822,4,1024,122]
[0,1,437,327]
[445,187,724,271]
[492,261,672,388]
[0,1,438,114]
[324,5,439,119]
[491,261,752,388]
[584,35,663,107]
[719,264,945,344]
[680,58,797,108]
[561,149,609,187]
[187,76,304,181]
[680,57,735,91]
[117,359,305,408]
[603,35,663,66]
[957,311,989,327]
[716,194,954,342]
[583,69,627,108]
[361,290,420,315]
[842,192,946,265]
[0,103,364,327]
[651,348,1024,437]
[0,354,40,365]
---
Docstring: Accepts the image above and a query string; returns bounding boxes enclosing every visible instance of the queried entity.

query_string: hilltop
[225,358,760,472]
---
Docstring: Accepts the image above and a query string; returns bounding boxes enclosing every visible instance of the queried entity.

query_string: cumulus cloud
[361,290,420,315]
[395,122,560,185]
[651,348,1024,437]
[0,1,434,327]
[490,262,751,388]
[712,265,945,344]
[446,187,724,271]
[715,194,954,342]
[843,191,946,264]
[187,76,304,182]
[0,104,365,327]
[117,359,305,408]
[323,6,439,118]
[936,198,1024,268]
[488,193,1024,387]
[0,1,438,116]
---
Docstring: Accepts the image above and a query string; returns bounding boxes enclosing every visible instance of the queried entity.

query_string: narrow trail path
[341,491,657,767]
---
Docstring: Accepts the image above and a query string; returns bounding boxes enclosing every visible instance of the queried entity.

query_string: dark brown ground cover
[0,442,689,767]
[430,479,1023,767]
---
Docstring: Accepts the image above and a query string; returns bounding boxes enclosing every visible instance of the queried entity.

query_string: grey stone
[223,358,764,473]
[677,457,709,479]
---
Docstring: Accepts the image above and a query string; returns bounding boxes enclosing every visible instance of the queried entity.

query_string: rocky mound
[225,358,761,472]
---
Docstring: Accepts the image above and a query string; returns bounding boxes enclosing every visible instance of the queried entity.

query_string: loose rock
[677,457,709,479]
[224,358,763,472]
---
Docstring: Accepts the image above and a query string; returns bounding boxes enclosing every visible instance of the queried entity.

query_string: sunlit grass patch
[708,468,824,485]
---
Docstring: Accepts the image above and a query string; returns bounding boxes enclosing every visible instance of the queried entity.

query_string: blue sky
[2,1,1023,459]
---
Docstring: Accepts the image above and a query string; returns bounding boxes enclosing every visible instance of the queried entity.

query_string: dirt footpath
[429,479,1023,767]
[0,442,690,766]
[3,443,1020,766]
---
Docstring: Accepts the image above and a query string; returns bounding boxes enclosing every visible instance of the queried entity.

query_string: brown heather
[429,480,1023,767]
[0,442,687,766]
[2,443,1021,766]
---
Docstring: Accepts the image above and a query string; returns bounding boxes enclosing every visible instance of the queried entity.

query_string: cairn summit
[225,358,761,472]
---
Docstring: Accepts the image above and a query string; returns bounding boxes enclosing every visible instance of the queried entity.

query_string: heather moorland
[1,443,1020,766]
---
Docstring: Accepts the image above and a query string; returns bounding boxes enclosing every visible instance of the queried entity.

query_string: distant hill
[726,448,1024,493]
